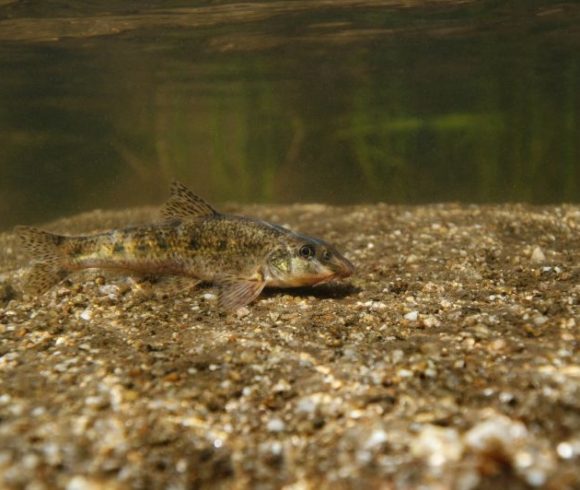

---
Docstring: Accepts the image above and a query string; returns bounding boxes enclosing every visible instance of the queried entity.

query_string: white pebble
[296,397,317,414]
[98,285,119,296]
[80,308,92,321]
[465,415,527,451]
[391,349,404,363]
[365,429,388,449]
[31,406,46,417]
[499,392,515,404]
[267,418,285,432]
[66,476,101,490]
[411,425,462,467]
[556,442,574,459]
[533,315,548,326]
[530,246,545,263]
[236,307,250,318]
[422,315,441,328]
[397,369,413,378]
[525,469,547,487]
[364,300,387,312]
[404,311,419,321]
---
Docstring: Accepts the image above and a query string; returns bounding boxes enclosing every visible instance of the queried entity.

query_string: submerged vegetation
[0,0,578,229]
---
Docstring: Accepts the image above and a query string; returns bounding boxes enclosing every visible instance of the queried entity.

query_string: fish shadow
[263,282,360,301]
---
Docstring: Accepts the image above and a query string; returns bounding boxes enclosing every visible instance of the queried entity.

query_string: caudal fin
[15,226,69,294]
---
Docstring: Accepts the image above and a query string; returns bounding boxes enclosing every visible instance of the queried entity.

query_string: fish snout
[336,256,355,278]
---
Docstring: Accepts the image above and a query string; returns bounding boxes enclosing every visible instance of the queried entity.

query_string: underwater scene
[0,0,579,230]
[0,2,579,489]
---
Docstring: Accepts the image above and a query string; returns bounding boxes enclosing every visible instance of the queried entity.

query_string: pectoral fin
[218,278,265,311]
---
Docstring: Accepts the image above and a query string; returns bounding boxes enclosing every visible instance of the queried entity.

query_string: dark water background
[0,0,578,230]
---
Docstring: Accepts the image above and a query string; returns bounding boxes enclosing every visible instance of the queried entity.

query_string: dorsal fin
[160,181,218,223]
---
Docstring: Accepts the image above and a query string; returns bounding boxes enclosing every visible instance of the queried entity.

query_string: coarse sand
[0,202,578,489]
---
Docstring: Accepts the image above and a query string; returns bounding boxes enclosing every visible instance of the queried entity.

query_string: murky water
[0,0,578,229]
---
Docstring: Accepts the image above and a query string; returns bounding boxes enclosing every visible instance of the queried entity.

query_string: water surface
[1,0,578,229]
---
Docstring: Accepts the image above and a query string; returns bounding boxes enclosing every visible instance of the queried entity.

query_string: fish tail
[15,226,70,294]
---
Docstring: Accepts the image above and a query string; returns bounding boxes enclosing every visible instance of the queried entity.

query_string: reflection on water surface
[0,0,578,229]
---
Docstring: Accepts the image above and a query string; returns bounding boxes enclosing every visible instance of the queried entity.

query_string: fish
[15,182,355,311]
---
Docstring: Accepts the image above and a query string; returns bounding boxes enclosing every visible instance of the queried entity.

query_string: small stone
[464,414,527,452]
[556,442,574,459]
[499,392,515,404]
[440,299,452,309]
[489,339,506,352]
[66,476,103,490]
[406,254,418,264]
[368,301,387,311]
[236,306,250,318]
[391,350,405,363]
[411,425,462,467]
[272,380,291,393]
[80,308,93,321]
[533,315,548,326]
[404,311,419,321]
[296,397,317,414]
[422,315,441,328]
[364,428,388,449]
[397,369,413,378]
[267,418,285,432]
[530,246,546,263]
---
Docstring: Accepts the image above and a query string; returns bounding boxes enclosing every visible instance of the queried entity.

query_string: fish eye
[299,244,315,259]
[322,249,332,261]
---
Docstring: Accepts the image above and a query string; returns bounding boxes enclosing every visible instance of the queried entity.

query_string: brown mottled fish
[16,182,354,310]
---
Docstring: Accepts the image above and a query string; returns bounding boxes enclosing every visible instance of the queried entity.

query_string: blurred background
[0,0,578,230]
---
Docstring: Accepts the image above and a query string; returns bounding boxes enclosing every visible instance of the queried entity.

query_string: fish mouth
[313,274,338,286]
[266,257,355,288]
[313,260,355,286]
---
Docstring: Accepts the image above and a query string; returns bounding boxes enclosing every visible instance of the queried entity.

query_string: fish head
[265,234,355,287]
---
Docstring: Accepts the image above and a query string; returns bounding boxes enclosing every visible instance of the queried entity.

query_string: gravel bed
[0,203,578,489]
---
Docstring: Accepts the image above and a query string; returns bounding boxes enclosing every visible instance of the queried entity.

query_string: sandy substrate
[0,202,578,489]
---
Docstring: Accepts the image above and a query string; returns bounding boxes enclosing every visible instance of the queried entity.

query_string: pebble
[530,246,546,263]
[556,441,575,459]
[404,311,419,321]
[296,397,317,415]
[465,414,527,451]
[80,308,93,321]
[236,306,250,318]
[411,425,462,466]
[533,315,548,326]
[363,428,388,449]
[421,315,441,328]
[363,300,387,311]
[266,418,286,433]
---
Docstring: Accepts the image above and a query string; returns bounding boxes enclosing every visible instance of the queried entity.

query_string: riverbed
[0,202,578,489]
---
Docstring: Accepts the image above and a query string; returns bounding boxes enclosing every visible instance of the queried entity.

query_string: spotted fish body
[16,182,354,310]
